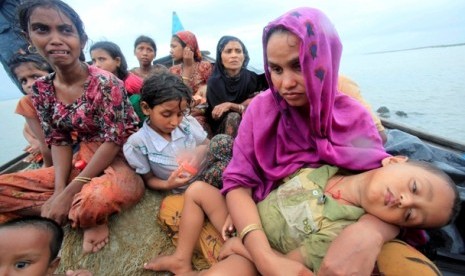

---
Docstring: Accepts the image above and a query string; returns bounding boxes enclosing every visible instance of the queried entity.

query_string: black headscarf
[206,36,267,123]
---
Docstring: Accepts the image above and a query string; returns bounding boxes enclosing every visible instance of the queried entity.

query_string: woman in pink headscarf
[215,7,401,275]
[169,31,213,134]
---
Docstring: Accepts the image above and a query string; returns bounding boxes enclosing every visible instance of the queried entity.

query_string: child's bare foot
[82,224,109,253]
[143,254,192,274]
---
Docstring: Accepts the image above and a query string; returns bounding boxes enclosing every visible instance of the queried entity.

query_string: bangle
[73,176,92,184]
[239,223,263,241]
[182,75,190,81]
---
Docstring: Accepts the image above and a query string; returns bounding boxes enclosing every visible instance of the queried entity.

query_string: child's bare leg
[144,181,228,274]
[82,223,109,253]
[199,254,257,276]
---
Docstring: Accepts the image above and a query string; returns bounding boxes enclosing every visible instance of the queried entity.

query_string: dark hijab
[206,36,267,119]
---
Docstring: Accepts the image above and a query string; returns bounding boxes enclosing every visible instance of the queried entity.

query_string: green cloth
[258,165,365,272]
[129,94,146,127]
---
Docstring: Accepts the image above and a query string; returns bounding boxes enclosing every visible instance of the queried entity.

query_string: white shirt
[123,115,207,192]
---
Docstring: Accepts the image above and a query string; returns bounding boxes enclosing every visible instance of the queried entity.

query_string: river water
[1,45,464,165]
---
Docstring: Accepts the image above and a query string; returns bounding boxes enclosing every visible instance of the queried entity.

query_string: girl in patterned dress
[0,0,144,254]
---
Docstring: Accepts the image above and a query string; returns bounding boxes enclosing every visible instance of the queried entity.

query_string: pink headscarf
[222,7,390,202]
[175,30,202,62]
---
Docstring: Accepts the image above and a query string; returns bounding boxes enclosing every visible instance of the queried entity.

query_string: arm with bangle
[41,142,121,225]
[226,187,311,275]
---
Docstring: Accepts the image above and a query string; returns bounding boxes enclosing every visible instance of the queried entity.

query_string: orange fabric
[0,142,144,228]
[373,239,440,276]
[15,95,38,119]
[338,75,384,132]
[158,194,224,265]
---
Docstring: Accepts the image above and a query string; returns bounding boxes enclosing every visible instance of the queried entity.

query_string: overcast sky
[1,0,464,99]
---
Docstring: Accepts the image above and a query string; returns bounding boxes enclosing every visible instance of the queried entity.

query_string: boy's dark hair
[134,35,157,52]
[18,0,88,61]
[90,41,129,80]
[0,216,63,262]
[9,53,53,74]
[408,160,461,226]
[140,71,193,109]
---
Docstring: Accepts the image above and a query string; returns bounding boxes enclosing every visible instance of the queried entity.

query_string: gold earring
[27,45,37,53]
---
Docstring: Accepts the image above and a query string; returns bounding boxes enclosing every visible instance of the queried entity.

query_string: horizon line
[365,42,465,55]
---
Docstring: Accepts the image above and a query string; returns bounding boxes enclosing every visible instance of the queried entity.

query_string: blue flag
[172,11,184,35]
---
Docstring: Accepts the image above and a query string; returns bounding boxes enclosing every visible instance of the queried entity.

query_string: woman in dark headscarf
[206,36,267,137]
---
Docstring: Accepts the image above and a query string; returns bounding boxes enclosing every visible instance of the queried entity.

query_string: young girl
[0,0,144,254]
[9,53,53,167]
[130,35,167,79]
[123,71,233,269]
[169,31,213,135]
[90,40,143,95]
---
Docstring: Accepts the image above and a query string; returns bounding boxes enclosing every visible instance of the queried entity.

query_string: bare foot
[143,254,192,274]
[82,224,109,254]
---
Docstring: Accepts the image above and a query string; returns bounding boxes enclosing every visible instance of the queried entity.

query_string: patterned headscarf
[222,7,389,202]
[175,30,202,62]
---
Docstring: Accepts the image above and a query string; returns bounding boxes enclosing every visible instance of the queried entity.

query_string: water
[0,98,28,165]
[340,45,465,143]
[1,45,464,165]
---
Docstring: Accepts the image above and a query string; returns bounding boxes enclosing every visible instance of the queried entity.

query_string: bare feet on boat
[82,224,109,253]
[143,254,192,274]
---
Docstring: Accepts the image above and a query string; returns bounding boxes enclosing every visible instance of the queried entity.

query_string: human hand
[41,190,73,225]
[218,237,251,261]
[211,102,233,120]
[221,215,235,240]
[167,166,193,188]
[317,214,397,276]
[183,47,194,67]
[65,269,93,276]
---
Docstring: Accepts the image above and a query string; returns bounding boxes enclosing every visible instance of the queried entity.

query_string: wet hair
[0,216,63,262]
[134,35,157,52]
[90,41,129,80]
[8,53,53,94]
[407,160,461,226]
[17,0,88,61]
[140,71,193,110]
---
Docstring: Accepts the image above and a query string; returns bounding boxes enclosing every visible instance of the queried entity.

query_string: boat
[1,49,465,275]
[1,8,464,275]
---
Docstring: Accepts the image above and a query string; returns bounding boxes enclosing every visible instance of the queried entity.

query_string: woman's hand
[41,189,75,225]
[318,214,399,276]
[221,214,235,240]
[182,47,194,67]
[212,102,233,120]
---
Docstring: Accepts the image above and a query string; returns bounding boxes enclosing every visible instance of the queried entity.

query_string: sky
[1,0,465,99]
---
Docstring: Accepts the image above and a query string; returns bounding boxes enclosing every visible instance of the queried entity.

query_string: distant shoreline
[365,42,465,55]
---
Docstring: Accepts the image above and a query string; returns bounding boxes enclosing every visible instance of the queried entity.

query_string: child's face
[91,49,121,75]
[13,62,49,95]
[134,42,155,67]
[27,7,84,69]
[360,162,454,228]
[0,226,59,276]
[169,38,184,62]
[142,99,189,140]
